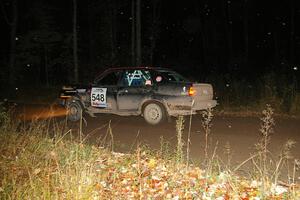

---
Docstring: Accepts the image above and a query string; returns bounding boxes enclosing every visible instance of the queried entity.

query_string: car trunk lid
[190,83,214,100]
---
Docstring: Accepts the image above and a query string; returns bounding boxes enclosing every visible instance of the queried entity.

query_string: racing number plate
[91,88,107,107]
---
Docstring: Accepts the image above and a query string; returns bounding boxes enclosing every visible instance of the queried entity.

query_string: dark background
[0,0,299,112]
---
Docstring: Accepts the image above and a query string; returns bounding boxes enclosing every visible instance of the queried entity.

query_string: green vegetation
[0,105,299,199]
[212,72,300,117]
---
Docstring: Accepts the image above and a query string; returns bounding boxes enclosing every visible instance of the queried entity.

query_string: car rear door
[117,69,153,111]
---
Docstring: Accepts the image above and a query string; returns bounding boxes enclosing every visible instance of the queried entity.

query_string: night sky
[0,0,299,90]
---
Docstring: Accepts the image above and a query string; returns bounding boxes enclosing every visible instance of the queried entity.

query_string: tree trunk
[199,21,207,66]
[73,0,79,83]
[290,0,295,65]
[273,31,280,65]
[136,0,142,66]
[88,1,96,71]
[194,1,207,66]
[149,0,160,65]
[243,0,249,67]
[110,0,116,66]
[44,44,49,87]
[131,0,136,66]
[222,0,233,65]
[9,0,18,86]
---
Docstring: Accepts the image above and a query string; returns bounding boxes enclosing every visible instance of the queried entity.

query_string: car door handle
[118,90,128,96]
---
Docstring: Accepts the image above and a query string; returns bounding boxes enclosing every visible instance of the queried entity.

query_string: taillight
[188,86,196,96]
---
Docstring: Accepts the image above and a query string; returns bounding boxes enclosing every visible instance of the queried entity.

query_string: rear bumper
[192,100,217,110]
[167,99,217,116]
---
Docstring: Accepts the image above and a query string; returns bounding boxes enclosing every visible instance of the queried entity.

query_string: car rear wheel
[143,102,166,125]
[67,101,82,122]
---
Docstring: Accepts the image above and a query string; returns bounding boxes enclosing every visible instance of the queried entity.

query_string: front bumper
[58,98,68,107]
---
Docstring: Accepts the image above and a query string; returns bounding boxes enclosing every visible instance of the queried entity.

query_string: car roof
[95,66,173,78]
[103,66,170,72]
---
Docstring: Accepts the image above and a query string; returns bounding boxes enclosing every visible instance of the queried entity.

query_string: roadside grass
[0,105,300,199]
[215,104,300,119]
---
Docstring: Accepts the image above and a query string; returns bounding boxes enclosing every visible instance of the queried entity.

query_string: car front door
[90,70,121,111]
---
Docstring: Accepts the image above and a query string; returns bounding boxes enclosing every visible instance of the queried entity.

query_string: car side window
[155,70,188,83]
[96,71,120,86]
[120,70,152,87]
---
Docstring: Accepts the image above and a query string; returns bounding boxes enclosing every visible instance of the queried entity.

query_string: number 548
[92,94,105,102]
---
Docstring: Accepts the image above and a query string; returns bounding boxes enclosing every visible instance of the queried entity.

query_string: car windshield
[156,70,189,83]
[94,70,121,86]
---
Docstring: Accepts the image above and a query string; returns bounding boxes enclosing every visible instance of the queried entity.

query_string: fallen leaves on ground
[91,151,299,200]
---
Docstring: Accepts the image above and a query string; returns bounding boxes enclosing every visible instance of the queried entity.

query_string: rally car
[59,67,217,125]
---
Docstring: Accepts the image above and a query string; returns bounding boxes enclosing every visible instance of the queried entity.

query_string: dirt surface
[11,103,300,178]
[82,113,300,163]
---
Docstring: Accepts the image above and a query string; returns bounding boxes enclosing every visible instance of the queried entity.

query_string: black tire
[143,102,166,125]
[67,101,82,122]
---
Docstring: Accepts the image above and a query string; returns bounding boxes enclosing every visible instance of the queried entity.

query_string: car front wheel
[143,102,166,125]
[67,101,82,122]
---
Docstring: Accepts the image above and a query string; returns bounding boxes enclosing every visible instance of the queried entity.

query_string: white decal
[91,88,107,107]
[125,70,151,86]
[156,76,162,82]
[145,80,152,85]
[76,89,86,93]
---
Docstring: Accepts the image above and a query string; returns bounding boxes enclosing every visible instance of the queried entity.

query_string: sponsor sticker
[91,88,107,107]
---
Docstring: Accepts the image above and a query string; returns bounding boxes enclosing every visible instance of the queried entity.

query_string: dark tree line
[0,0,299,88]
